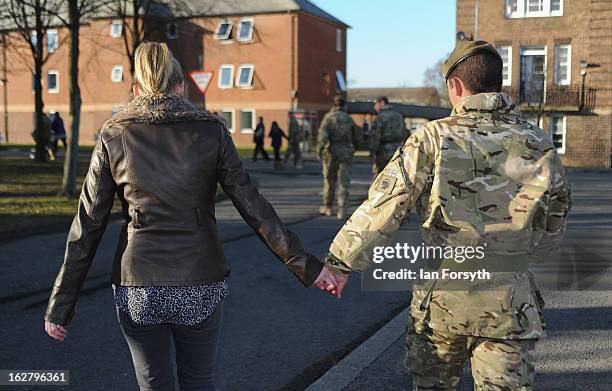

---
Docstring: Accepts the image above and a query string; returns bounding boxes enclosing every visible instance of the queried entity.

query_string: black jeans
[117,304,223,391]
[252,141,269,161]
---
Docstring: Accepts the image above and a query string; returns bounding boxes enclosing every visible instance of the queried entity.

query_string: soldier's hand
[314,266,349,299]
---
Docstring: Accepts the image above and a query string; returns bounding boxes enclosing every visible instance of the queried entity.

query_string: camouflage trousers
[322,154,352,211]
[405,318,536,390]
[284,141,302,167]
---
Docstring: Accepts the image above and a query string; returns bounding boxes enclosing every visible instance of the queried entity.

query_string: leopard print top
[113,281,229,326]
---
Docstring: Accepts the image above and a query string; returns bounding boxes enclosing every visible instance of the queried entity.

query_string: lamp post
[579,60,601,111]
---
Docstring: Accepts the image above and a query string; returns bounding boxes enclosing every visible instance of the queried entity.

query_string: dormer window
[215,21,233,40]
[237,18,254,42]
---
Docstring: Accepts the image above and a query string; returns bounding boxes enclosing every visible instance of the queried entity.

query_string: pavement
[1,154,612,390]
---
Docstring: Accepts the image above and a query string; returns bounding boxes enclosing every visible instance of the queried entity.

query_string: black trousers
[117,304,223,391]
[252,142,269,161]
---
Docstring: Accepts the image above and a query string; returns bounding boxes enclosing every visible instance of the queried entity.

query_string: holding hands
[313,265,349,299]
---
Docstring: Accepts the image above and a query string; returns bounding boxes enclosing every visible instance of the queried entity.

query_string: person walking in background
[316,96,361,220]
[369,96,407,177]
[284,115,303,169]
[43,42,337,391]
[269,121,288,169]
[50,112,67,159]
[252,116,270,162]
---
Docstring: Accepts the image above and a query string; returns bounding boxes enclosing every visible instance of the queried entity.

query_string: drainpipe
[474,1,480,41]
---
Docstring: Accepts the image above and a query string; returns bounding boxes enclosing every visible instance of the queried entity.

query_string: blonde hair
[134,42,184,95]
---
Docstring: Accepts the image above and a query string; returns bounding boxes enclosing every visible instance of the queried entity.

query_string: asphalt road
[2,159,612,391]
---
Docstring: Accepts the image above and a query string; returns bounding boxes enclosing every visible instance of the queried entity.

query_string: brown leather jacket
[44,94,322,326]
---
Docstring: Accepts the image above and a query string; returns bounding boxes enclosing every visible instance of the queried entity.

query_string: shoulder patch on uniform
[376,175,397,195]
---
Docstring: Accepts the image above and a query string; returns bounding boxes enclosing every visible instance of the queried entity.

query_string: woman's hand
[314,266,349,299]
[45,321,68,341]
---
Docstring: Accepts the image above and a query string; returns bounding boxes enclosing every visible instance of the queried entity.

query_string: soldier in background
[316,96,361,220]
[320,41,572,389]
[370,96,407,177]
[284,115,303,169]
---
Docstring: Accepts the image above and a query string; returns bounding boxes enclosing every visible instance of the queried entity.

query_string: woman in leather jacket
[43,42,340,391]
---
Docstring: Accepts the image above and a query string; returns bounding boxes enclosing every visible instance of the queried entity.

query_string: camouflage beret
[442,40,502,80]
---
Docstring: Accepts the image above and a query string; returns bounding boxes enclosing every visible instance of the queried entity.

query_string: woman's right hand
[45,321,68,341]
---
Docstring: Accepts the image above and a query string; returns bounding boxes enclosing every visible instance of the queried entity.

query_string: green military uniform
[370,105,406,176]
[284,116,303,168]
[317,105,361,218]
[325,92,572,390]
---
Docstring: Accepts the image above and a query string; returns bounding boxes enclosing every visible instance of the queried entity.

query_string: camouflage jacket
[317,107,361,161]
[370,106,406,158]
[325,93,572,339]
[288,117,301,145]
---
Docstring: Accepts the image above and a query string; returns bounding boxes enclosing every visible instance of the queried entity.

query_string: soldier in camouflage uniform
[370,96,407,177]
[317,96,361,220]
[284,115,303,169]
[322,41,572,390]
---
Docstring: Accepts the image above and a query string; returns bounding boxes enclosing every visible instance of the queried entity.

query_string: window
[519,47,547,104]
[550,114,566,154]
[237,18,254,42]
[236,64,254,88]
[218,65,234,89]
[497,46,512,86]
[47,29,58,52]
[30,31,37,46]
[111,21,122,37]
[111,65,123,82]
[240,109,255,133]
[505,0,562,18]
[47,70,59,93]
[336,29,342,52]
[215,21,233,40]
[219,109,235,133]
[336,70,346,92]
[554,44,571,85]
[166,23,178,39]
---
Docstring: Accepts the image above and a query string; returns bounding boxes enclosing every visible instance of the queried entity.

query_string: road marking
[306,308,410,391]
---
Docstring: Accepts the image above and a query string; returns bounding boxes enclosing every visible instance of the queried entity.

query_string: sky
[314,0,456,88]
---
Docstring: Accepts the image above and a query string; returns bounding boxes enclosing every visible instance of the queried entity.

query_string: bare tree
[44,0,108,196]
[423,55,451,108]
[4,0,60,161]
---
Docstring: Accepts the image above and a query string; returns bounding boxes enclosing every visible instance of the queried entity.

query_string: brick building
[0,0,348,147]
[457,0,612,167]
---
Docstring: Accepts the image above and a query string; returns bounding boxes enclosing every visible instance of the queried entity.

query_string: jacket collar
[451,92,520,116]
[103,94,218,129]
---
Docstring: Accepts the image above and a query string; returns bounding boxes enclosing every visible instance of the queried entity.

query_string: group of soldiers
[316,95,407,219]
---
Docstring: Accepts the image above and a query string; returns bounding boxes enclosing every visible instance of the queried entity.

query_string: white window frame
[47,70,59,93]
[215,21,233,40]
[550,114,566,154]
[111,65,123,82]
[336,28,342,52]
[554,44,571,86]
[220,108,235,133]
[218,65,234,89]
[520,46,548,101]
[166,22,178,39]
[336,70,347,92]
[236,64,254,88]
[505,0,563,18]
[110,20,123,38]
[240,108,256,133]
[46,29,58,52]
[237,18,254,42]
[497,45,512,86]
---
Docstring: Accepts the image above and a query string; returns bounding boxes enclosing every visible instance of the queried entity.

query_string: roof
[0,0,349,31]
[167,0,349,27]
[347,101,451,120]
[348,87,441,107]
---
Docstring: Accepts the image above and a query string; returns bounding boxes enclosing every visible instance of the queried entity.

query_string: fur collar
[103,94,219,129]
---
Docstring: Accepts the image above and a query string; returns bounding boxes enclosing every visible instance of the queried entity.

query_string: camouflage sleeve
[325,126,435,273]
[351,117,363,150]
[532,152,573,259]
[316,114,330,158]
